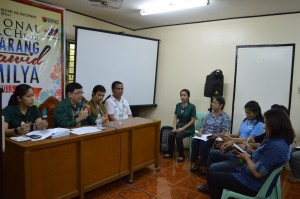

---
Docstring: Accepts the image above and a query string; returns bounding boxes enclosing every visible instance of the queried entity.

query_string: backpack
[160,126,173,153]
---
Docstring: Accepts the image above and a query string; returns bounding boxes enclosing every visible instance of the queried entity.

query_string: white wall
[135,14,300,138]
[65,12,300,138]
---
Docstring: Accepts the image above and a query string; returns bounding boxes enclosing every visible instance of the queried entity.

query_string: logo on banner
[42,16,59,24]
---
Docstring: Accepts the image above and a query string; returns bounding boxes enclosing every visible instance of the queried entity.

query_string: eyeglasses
[211,101,220,105]
[73,91,84,95]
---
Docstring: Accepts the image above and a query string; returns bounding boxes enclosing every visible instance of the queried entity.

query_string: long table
[4,117,161,199]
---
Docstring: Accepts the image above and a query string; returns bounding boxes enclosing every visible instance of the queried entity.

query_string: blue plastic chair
[194,112,206,132]
[221,165,284,199]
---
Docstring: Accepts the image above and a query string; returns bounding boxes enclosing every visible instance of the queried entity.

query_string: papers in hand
[193,133,212,141]
[70,126,102,135]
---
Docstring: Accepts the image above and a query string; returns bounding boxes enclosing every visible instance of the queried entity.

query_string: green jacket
[54,98,96,127]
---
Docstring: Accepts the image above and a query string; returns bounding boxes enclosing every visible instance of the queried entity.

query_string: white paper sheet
[70,126,101,135]
[10,135,31,142]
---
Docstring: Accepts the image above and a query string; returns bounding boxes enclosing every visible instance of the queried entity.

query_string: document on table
[70,126,101,135]
[26,128,70,141]
[192,133,212,141]
[10,136,31,142]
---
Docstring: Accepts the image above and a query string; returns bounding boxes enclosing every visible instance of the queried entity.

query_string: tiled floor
[85,151,300,199]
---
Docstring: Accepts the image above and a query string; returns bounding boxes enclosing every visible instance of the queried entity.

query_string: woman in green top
[163,89,196,162]
[87,85,108,123]
[2,84,48,137]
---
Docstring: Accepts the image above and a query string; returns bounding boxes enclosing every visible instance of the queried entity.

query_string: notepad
[192,133,212,141]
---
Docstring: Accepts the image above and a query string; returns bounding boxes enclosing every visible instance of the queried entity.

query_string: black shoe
[190,167,199,172]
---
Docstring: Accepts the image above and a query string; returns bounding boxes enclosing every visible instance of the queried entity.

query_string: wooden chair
[38,96,60,128]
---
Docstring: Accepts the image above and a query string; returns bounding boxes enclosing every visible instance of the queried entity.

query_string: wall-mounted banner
[0,0,65,108]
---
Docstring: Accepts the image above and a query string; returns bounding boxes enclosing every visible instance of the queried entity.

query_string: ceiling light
[140,0,209,16]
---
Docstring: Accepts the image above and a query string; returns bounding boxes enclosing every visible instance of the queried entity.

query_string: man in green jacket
[54,82,96,127]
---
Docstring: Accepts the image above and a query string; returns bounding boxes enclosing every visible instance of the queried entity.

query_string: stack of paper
[70,126,101,135]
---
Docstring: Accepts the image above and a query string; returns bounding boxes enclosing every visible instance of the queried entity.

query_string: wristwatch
[14,127,21,135]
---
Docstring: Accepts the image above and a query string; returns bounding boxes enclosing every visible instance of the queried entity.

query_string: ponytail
[8,93,18,106]
[7,84,32,106]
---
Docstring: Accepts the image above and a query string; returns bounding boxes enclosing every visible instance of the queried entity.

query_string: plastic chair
[194,112,206,132]
[189,112,206,168]
[221,165,284,199]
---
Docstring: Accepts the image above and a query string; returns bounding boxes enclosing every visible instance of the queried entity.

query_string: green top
[174,102,196,132]
[2,104,40,131]
[87,100,106,118]
[54,98,96,127]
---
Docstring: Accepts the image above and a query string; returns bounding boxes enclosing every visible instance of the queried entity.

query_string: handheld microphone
[42,109,47,120]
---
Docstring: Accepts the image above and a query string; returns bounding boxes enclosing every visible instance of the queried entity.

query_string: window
[66,41,75,83]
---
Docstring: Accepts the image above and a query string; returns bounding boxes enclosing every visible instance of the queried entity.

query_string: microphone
[42,109,47,120]
[82,102,91,114]
[102,95,111,104]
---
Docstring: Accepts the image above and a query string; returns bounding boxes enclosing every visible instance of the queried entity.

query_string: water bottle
[118,113,123,125]
[96,114,102,130]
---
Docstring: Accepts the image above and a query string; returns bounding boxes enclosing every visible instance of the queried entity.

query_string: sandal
[197,183,209,194]
[289,177,300,184]
[162,154,173,159]
[177,157,185,162]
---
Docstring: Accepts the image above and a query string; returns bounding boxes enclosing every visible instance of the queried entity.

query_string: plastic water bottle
[118,113,123,125]
[96,114,102,130]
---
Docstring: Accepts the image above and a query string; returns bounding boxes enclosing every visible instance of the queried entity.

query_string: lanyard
[114,99,125,113]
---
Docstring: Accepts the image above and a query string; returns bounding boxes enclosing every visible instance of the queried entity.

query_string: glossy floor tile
[85,151,300,199]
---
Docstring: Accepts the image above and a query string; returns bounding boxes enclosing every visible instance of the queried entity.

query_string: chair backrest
[195,112,206,131]
[256,165,284,198]
[38,96,60,128]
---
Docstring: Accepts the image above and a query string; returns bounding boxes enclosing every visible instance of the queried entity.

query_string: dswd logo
[42,16,59,24]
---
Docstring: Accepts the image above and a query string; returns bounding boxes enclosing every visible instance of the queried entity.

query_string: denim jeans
[207,149,243,174]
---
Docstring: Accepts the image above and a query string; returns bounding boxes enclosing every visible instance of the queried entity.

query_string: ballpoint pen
[245,136,251,144]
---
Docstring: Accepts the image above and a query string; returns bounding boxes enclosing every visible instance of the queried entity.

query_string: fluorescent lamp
[140,0,209,16]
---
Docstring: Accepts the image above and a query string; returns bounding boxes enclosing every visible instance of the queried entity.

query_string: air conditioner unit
[87,0,123,9]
